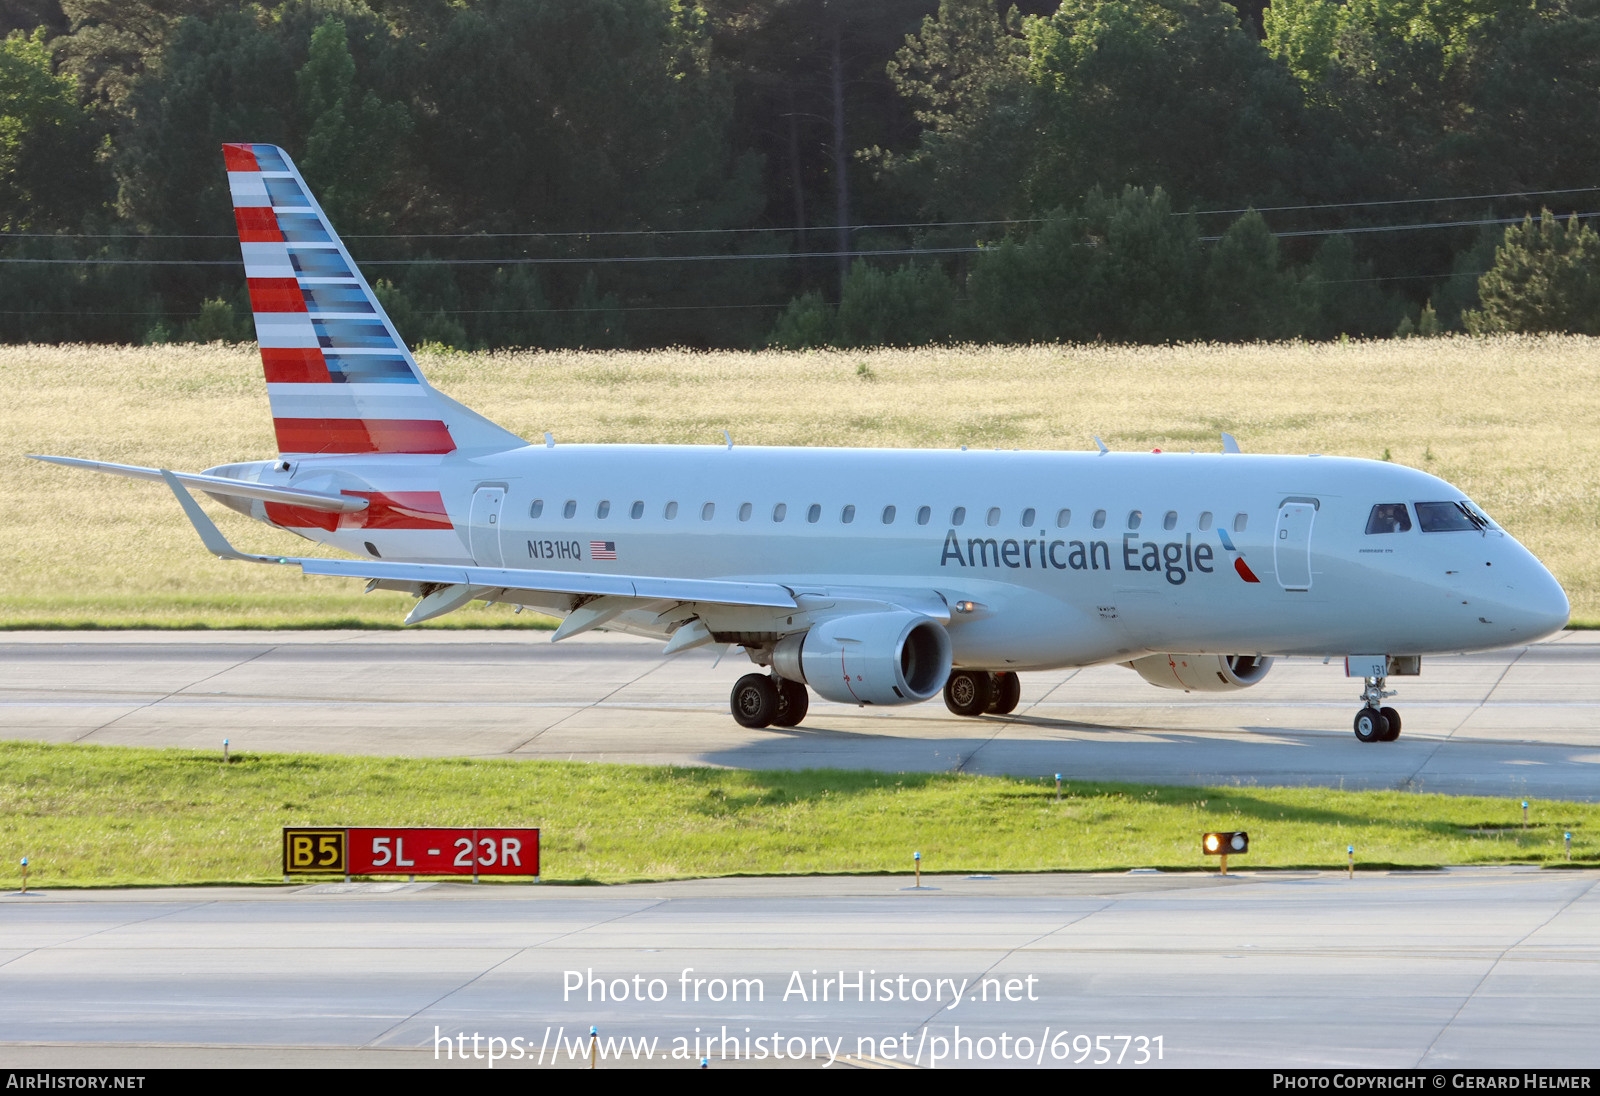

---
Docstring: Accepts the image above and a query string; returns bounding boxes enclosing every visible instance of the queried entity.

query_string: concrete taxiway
[2,630,1597,798]
[2,870,1597,1069]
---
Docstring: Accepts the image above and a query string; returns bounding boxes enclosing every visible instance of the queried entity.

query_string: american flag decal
[590,541,617,560]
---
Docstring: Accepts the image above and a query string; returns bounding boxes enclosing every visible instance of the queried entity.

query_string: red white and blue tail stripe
[224,143,521,458]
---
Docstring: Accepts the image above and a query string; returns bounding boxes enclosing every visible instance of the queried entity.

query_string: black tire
[1353,706,1390,743]
[1379,706,1402,741]
[731,673,778,728]
[943,670,993,717]
[987,670,1021,715]
[771,678,809,727]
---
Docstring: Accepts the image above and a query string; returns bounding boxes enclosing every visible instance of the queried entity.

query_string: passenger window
[951,506,966,527]
[1021,507,1036,527]
[1233,513,1248,533]
[807,504,821,523]
[630,500,643,519]
[530,499,544,519]
[773,503,787,522]
[738,502,752,522]
[1163,511,1177,531]
[1128,510,1142,530]
[1092,509,1107,529]
[986,507,1001,527]
[841,505,856,524]
[664,501,678,519]
[1365,504,1411,534]
[563,500,576,519]
[596,500,610,519]
[882,505,896,524]
[701,502,715,521]
[1056,509,1071,528]
[916,506,930,526]
[1198,511,1213,531]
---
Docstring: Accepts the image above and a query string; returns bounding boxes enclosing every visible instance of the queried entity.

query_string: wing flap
[298,557,799,609]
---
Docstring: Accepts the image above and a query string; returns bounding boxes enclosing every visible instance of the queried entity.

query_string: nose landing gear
[1353,675,1402,742]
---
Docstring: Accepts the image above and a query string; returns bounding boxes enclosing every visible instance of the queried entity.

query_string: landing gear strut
[730,673,809,729]
[1353,675,1402,742]
[943,670,1021,717]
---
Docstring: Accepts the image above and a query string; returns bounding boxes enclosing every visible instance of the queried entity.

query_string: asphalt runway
[2,630,1597,799]
[2,869,1598,1070]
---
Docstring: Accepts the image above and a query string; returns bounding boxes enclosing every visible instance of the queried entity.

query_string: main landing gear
[942,670,1021,717]
[1353,674,1402,743]
[730,673,809,729]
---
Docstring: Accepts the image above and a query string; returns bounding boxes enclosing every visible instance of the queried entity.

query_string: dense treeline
[1,0,1597,349]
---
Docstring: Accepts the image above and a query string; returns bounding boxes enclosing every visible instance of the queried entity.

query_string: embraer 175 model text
[34,144,1571,741]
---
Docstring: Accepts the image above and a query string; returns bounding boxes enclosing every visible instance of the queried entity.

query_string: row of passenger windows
[528,498,1250,533]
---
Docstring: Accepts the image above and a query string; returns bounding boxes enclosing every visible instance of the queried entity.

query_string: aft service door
[1274,499,1316,591]
[469,486,506,568]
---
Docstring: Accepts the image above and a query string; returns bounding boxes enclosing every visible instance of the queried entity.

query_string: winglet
[1221,432,1241,454]
[1093,436,1109,455]
[159,470,291,565]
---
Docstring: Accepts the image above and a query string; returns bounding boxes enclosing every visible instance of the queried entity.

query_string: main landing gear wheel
[771,678,809,728]
[1353,706,1390,743]
[731,673,778,728]
[986,671,1021,715]
[943,670,993,717]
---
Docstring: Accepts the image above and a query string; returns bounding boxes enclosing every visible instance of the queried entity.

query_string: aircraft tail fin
[223,143,524,458]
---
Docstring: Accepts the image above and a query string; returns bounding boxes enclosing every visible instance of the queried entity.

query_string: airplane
[31,143,1571,742]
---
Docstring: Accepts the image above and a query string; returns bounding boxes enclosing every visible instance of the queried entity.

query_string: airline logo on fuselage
[939,530,1218,586]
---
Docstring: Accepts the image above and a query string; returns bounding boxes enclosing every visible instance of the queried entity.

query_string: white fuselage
[223,444,1571,669]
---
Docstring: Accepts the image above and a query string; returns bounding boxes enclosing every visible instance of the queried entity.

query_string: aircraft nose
[1489,555,1569,641]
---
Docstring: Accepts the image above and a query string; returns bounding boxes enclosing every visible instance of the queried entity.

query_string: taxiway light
[1203,832,1248,855]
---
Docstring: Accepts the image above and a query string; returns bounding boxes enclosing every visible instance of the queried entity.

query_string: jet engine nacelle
[1123,653,1274,692]
[772,612,953,706]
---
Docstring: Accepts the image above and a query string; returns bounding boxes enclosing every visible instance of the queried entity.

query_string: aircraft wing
[157,469,800,631]
[298,556,799,610]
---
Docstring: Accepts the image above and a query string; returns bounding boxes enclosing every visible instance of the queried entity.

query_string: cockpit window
[1416,501,1490,532]
[1365,503,1411,534]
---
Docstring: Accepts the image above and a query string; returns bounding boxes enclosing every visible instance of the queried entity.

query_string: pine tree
[1464,211,1600,335]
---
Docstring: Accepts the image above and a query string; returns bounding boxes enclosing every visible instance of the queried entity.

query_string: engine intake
[1123,653,1274,692]
[773,612,953,706]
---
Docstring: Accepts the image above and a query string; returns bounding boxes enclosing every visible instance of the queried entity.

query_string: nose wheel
[1353,677,1401,742]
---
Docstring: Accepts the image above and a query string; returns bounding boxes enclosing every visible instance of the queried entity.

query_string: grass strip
[3,742,1594,887]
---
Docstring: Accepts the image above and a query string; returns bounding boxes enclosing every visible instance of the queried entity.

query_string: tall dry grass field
[3,337,1597,625]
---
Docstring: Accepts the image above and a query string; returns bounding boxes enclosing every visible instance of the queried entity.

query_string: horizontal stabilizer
[30,455,367,513]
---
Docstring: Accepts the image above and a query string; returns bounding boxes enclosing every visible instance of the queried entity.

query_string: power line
[3,184,1596,243]
[1190,186,1600,218]
[6,210,1594,267]
[1198,211,1599,243]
